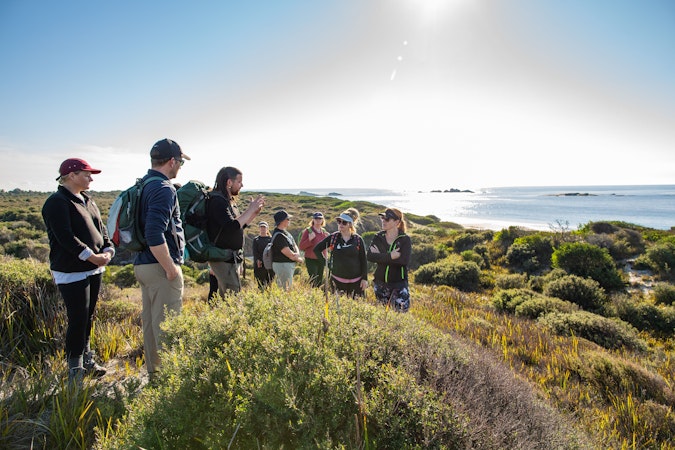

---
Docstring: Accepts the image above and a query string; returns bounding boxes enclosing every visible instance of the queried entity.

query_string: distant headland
[427,188,474,193]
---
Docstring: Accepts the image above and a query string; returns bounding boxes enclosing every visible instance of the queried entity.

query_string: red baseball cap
[57,158,102,180]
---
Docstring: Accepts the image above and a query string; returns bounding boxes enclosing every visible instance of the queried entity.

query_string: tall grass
[411,284,675,450]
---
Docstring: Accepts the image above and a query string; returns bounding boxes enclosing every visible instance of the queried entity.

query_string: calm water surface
[259,185,675,231]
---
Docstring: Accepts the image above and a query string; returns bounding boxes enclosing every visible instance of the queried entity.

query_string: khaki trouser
[134,263,183,374]
[210,260,241,295]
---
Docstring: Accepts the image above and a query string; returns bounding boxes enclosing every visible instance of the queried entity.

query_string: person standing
[251,221,274,289]
[206,166,265,294]
[42,158,113,383]
[367,208,412,312]
[313,207,368,297]
[298,212,329,288]
[133,138,189,380]
[271,210,303,290]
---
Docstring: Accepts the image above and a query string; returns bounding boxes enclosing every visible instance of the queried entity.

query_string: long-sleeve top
[252,235,271,266]
[313,232,367,281]
[206,193,245,251]
[134,170,185,265]
[366,231,412,283]
[42,186,113,275]
[298,226,329,259]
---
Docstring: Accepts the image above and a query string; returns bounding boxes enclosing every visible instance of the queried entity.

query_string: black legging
[57,273,102,360]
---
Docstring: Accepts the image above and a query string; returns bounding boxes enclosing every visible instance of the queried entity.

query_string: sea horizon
[252,184,675,231]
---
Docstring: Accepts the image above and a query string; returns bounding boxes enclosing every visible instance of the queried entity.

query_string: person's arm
[358,236,368,283]
[298,228,312,251]
[150,244,180,280]
[281,245,304,263]
[43,196,89,256]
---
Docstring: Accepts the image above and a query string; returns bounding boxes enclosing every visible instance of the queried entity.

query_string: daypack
[107,176,163,252]
[262,231,283,270]
[176,180,235,263]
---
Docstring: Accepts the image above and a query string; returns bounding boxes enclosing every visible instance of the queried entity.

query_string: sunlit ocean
[259,185,675,231]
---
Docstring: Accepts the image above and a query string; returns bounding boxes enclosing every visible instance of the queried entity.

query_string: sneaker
[83,352,107,378]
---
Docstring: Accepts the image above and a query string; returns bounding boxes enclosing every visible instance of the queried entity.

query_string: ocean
[259,185,675,231]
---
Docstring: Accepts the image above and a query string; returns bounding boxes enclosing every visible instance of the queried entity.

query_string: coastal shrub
[538,311,647,352]
[635,241,675,279]
[552,242,624,291]
[492,288,541,314]
[515,295,579,320]
[102,291,470,449]
[543,274,607,311]
[106,264,138,288]
[408,242,445,270]
[490,226,531,265]
[0,210,46,231]
[585,228,644,261]
[512,234,553,271]
[495,273,528,290]
[3,239,50,262]
[451,230,492,253]
[415,259,481,291]
[506,233,554,273]
[610,295,675,337]
[587,221,620,234]
[653,282,675,306]
[461,249,487,269]
[575,350,675,406]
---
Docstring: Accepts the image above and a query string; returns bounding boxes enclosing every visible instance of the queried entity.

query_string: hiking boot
[83,351,107,378]
[68,367,85,387]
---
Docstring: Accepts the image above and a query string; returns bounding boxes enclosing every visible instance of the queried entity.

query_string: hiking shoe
[83,352,107,378]
[68,367,85,387]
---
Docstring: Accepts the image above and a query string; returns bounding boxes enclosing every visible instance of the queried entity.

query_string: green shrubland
[1,189,674,449]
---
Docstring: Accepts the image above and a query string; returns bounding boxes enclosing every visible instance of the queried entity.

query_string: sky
[1,0,674,193]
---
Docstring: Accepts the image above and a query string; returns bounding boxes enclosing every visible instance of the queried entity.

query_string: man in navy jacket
[133,138,189,380]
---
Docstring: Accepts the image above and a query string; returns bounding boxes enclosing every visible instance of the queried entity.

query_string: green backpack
[177,180,235,263]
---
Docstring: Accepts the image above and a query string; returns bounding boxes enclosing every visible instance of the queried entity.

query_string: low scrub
[543,274,607,311]
[515,295,580,320]
[100,287,583,449]
[538,311,647,352]
[610,295,675,337]
[653,282,675,306]
[415,259,481,291]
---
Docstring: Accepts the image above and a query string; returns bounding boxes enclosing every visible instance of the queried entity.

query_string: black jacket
[42,186,112,273]
[366,231,411,283]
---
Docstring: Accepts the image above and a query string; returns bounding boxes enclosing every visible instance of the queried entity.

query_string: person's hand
[308,231,316,240]
[248,194,265,213]
[369,244,380,254]
[166,264,180,281]
[390,245,401,260]
[360,279,368,291]
[89,252,112,267]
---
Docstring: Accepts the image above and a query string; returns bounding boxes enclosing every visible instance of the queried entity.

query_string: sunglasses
[336,219,350,225]
[174,157,185,166]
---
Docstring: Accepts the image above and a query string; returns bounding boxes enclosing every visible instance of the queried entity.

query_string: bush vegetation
[0,190,674,449]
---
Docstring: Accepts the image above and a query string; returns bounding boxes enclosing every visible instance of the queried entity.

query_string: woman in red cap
[42,158,114,384]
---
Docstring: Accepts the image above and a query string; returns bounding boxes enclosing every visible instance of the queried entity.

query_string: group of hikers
[41,138,412,385]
